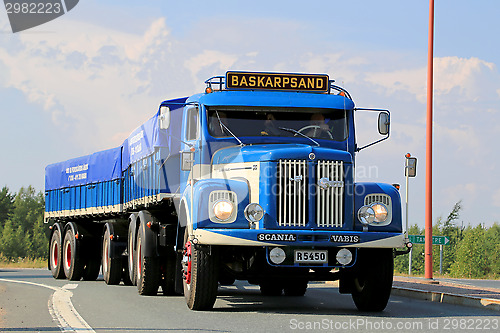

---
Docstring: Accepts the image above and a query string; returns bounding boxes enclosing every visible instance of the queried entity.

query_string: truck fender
[48,222,64,270]
[137,210,159,258]
[103,222,128,259]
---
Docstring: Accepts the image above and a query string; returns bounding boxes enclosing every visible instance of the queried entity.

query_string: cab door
[179,105,201,196]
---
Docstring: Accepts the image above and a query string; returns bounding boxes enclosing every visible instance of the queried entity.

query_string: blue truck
[45,71,409,311]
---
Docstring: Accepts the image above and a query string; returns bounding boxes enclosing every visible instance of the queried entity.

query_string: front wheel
[182,229,219,310]
[351,248,394,312]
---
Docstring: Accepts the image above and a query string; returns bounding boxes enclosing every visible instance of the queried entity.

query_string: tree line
[0,186,48,260]
[0,186,499,278]
[395,201,500,278]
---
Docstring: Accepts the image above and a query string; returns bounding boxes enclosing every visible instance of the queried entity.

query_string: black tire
[122,258,133,286]
[259,281,283,296]
[49,228,65,279]
[127,220,137,286]
[136,229,160,295]
[161,248,177,296]
[351,248,394,312]
[82,257,101,281]
[62,227,84,281]
[283,279,308,296]
[102,228,122,285]
[182,228,219,310]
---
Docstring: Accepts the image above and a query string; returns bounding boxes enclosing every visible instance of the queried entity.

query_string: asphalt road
[0,269,499,333]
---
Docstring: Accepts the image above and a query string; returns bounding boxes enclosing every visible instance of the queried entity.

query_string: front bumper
[192,228,405,248]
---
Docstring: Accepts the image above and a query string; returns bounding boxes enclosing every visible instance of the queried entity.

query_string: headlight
[372,203,388,222]
[213,200,234,221]
[358,205,375,225]
[358,203,389,225]
[244,203,264,222]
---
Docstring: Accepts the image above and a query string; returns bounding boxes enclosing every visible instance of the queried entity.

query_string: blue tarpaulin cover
[45,97,187,191]
[45,147,122,191]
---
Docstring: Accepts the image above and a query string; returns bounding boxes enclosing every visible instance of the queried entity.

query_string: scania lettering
[44,71,408,311]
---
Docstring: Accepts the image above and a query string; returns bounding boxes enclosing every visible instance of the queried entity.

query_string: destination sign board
[226,71,329,92]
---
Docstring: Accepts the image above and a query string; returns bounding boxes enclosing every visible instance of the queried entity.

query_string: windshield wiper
[278,127,319,146]
[216,111,245,147]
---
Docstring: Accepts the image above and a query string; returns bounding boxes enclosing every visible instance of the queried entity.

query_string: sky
[0,0,499,229]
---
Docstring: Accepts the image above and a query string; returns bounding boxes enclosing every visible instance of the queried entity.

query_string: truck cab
[173,72,404,310]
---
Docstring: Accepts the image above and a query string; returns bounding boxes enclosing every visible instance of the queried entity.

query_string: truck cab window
[186,107,199,141]
[207,107,348,141]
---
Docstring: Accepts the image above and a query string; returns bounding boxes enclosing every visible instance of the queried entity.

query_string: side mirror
[159,106,171,130]
[378,112,390,135]
[406,157,417,177]
[181,151,194,171]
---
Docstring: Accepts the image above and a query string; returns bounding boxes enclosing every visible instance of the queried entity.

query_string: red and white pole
[425,0,435,280]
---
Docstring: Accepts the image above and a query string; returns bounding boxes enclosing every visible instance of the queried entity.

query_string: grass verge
[0,256,47,269]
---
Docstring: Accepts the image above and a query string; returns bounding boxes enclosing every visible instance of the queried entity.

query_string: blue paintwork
[190,179,250,229]
[353,182,403,233]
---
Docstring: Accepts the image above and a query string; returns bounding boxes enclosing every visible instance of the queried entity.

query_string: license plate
[294,250,328,264]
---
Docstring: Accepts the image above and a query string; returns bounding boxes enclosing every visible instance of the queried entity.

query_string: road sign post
[408,235,449,275]
[405,153,417,275]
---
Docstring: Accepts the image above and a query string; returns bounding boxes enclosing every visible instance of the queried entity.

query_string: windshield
[207,107,348,141]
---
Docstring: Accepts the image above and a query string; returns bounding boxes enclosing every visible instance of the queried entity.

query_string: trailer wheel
[127,220,137,286]
[62,228,84,281]
[283,279,308,296]
[136,229,160,295]
[351,248,393,312]
[49,227,65,279]
[259,281,283,296]
[122,259,133,286]
[182,229,219,310]
[102,228,122,285]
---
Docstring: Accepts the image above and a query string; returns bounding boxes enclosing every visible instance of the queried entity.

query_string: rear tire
[182,228,219,310]
[127,220,137,286]
[62,227,84,281]
[351,248,393,312]
[49,228,65,279]
[102,228,122,285]
[136,229,160,295]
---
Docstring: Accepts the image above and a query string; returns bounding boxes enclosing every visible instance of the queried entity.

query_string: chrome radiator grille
[277,160,308,227]
[277,159,344,228]
[316,160,344,228]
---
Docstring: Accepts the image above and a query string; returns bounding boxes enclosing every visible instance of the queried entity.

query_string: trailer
[45,71,409,311]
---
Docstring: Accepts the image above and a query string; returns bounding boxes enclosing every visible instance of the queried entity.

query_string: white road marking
[0,278,95,332]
